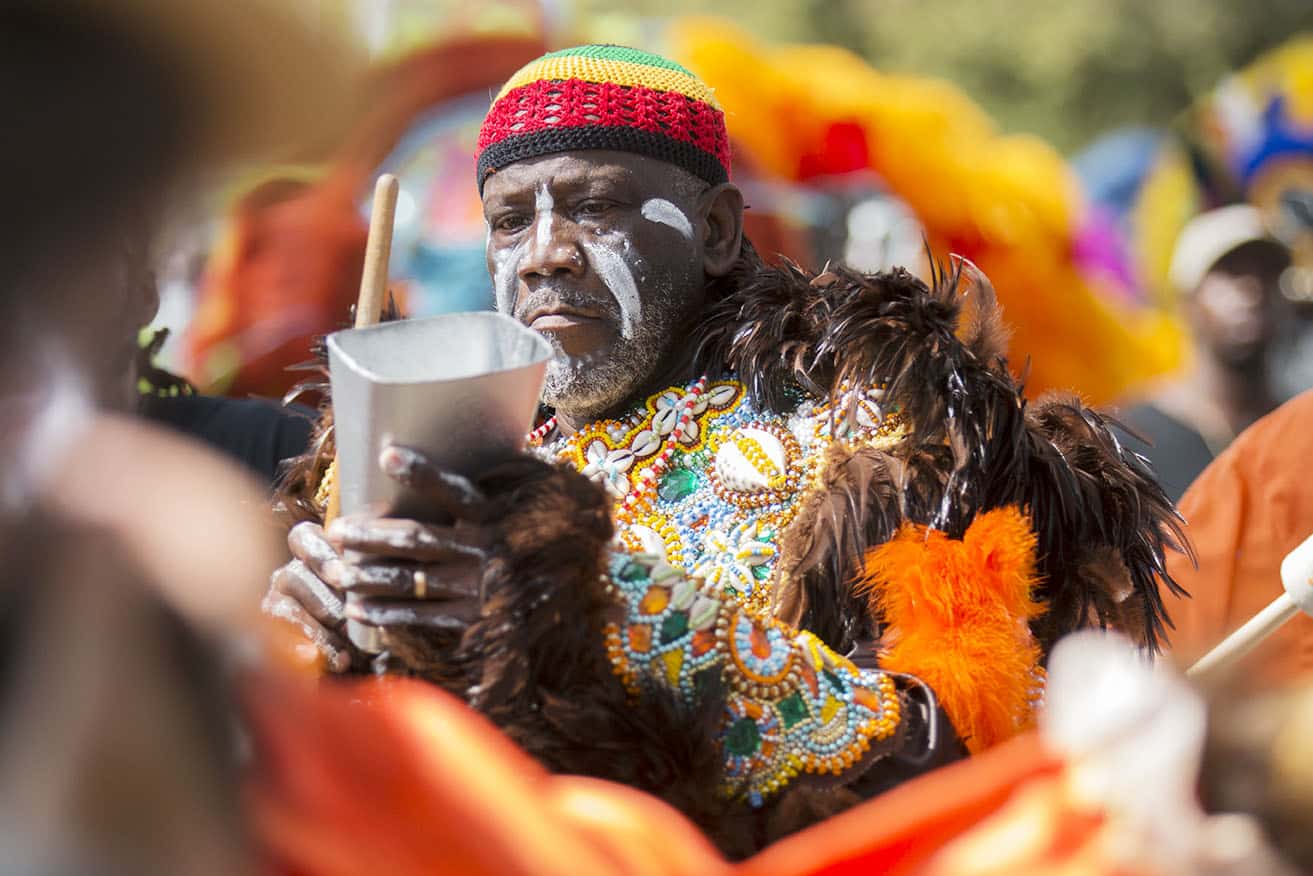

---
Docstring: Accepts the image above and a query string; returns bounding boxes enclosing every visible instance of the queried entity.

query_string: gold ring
[413,570,428,600]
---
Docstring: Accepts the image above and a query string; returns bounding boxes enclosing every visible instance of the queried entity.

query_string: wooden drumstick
[354,173,400,329]
[333,174,401,659]
[326,173,400,525]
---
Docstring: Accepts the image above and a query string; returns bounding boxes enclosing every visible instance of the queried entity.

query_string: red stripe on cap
[478,79,730,176]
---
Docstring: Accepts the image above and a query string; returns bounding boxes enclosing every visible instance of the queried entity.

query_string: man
[268,46,1185,854]
[1121,205,1292,501]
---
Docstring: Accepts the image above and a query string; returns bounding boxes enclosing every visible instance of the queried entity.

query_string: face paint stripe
[581,238,641,340]
[641,198,695,240]
[534,184,554,254]
[492,239,526,315]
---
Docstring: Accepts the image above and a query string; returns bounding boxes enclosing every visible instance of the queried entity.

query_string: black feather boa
[689,245,1189,654]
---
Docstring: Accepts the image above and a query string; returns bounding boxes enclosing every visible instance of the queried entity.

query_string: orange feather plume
[859,507,1046,755]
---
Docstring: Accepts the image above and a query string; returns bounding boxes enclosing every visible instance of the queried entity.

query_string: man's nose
[518,214,585,279]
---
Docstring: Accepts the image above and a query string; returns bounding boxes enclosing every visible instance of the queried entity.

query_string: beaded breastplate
[532,375,905,615]
[603,552,903,805]
[534,376,911,805]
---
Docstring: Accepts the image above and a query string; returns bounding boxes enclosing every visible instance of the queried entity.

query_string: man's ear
[698,183,744,278]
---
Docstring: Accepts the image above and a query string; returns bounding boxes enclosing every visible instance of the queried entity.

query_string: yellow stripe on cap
[496,54,721,110]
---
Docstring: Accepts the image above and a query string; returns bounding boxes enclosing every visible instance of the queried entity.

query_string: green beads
[725,717,762,755]
[658,468,699,502]
[660,611,689,643]
[777,692,809,728]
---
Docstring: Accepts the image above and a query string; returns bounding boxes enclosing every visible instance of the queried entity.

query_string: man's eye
[493,215,530,233]
[575,200,614,217]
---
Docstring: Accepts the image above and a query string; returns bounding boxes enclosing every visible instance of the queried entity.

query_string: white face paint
[641,198,695,240]
[534,184,554,253]
[490,185,557,316]
[490,236,525,315]
[580,236,641,339]
[483,173,702,419]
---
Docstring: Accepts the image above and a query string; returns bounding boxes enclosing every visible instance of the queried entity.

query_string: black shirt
[1118,403,1216,503]
[141,394,314,487]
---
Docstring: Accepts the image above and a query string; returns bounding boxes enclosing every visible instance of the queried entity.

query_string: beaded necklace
[529,377,907,616]
[527,375,711,525]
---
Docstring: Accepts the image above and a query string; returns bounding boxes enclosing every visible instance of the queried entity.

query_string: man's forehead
[481,150,677,200]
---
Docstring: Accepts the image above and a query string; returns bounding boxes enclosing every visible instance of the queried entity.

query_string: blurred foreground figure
[270,45,1188,856]
[0,1,356,872]
[250,633,1293,875]
[1121,206,1292,500]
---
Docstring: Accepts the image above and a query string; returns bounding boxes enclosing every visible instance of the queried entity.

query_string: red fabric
[797,121,870,180]
[476,79,732,175]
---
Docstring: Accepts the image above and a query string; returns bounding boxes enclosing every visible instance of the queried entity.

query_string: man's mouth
[523,304,605,331]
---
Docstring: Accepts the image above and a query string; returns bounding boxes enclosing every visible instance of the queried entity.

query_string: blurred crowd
[4,1,1313,874]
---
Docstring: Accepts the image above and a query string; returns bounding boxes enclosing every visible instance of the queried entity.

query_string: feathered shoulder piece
[692,251,1189,654]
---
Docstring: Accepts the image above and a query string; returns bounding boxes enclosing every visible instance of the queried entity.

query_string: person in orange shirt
[1165,387,1313,684]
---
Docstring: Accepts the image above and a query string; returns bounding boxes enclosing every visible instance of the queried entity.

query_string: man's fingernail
[322,559,346,585]
[379,446,408,476]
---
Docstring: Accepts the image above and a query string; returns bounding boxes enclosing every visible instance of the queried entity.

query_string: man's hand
[263,445,492,672]
[264,521,353,670]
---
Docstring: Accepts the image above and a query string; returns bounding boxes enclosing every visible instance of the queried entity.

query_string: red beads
[527,415,558,446]
[615,375,706,525]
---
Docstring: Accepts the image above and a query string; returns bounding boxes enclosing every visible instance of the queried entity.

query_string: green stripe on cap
[538,44,697,78]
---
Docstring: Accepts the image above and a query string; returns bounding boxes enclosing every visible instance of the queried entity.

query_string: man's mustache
[513,285,621,322]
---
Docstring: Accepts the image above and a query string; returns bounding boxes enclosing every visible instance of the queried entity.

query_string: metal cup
[327,311,552,652]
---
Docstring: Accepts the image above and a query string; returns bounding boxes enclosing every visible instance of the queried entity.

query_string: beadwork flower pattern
[604,553,903,806]
[691,520,777,600]
[537,376,906,616]
[581,439,635,497]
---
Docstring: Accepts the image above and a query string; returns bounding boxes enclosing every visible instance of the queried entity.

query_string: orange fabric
[919,779,1147,876]
[186,180,367,398]
[1164,388,1313,685]
[245,672,1067,876]
[741,733,1061,876]
[244,673,730,876]
[859,508,1046,753]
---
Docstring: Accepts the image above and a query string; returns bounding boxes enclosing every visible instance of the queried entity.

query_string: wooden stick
[337,173,401,657]
[354,173,400,329]
[326,173,400,527]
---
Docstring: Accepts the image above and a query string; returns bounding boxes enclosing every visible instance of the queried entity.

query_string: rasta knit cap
[476,45,731,194]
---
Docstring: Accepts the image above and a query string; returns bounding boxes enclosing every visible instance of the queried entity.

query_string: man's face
[1190,241,1291,365]
[482,150,707,417]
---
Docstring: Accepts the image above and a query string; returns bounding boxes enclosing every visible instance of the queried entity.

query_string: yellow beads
[732,433,786,489]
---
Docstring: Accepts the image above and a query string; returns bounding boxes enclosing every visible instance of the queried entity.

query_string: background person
[1121,205,1293,501]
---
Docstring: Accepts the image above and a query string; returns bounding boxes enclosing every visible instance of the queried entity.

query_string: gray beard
[539,294,686,420]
